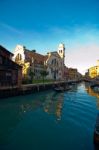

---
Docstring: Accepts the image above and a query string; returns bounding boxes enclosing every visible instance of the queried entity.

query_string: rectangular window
[0,56,2,64]
[51,68,53,73]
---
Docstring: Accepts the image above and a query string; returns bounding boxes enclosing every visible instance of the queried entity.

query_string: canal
[0,82,99,150]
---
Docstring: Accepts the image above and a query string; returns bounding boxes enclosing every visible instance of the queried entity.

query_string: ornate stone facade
[13,43,65,80]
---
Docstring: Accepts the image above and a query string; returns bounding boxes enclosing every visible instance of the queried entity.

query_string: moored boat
[64,86,72,91]
[94,113,99,145]
[54,85,71,92]
[54,86,64,92]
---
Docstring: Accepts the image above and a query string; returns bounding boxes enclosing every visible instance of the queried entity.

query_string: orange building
[88,60,99,79]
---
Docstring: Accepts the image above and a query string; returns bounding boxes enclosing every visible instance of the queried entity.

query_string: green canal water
[0,82,99,150]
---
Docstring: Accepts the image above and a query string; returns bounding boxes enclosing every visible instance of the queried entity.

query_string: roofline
[89,66,99,69]
[0,45,13,56]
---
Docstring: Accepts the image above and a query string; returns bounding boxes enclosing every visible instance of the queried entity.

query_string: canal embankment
[0,80,82,98]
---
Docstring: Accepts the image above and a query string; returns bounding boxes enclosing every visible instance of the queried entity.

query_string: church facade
[13,43,65,80]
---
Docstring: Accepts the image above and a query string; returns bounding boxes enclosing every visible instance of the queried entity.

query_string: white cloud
[47,25,99,75]
[0,22,22,35]
[0,22,99,75]
[65,43,99,74]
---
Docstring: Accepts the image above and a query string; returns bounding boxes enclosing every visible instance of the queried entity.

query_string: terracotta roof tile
[26,51,45,64]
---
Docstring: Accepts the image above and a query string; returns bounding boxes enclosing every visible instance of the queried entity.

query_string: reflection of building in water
[86,86,99,110]
[21,100,43,113]
[20,92,64,120]
[43,93,64,120]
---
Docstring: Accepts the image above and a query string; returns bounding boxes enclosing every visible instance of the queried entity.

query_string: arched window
[15,53,22,62]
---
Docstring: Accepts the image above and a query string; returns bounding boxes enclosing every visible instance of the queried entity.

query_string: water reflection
[20,92,64,121]
[85,84,99,110]
[20,84,79,121]
[43,93,64,120]
[0,91,64,146]
[69,84,78,92]
[0,83,98,150]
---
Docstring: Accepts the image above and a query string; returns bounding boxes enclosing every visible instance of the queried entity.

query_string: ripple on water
[62,84,97,136]
[0,83,98,150]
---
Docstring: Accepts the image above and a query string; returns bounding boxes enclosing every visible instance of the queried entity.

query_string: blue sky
[0,0,99,74]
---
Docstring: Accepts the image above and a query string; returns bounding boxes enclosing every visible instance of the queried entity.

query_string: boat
[90,84,99,93]
[90,81,99,88]
[71,82,76,85]
[54,86,64,92]
[94,113,99,145]
[54,86,71,92]
[93,87,99,92]
[64,86,72,91]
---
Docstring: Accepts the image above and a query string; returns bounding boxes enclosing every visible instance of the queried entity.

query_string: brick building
[0,45,22,88]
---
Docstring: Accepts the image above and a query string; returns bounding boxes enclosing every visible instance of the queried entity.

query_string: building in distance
[88,60,99,79]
